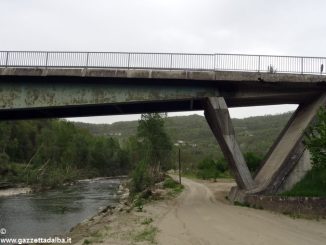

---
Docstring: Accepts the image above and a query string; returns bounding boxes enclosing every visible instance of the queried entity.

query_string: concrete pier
[204,97,255,190]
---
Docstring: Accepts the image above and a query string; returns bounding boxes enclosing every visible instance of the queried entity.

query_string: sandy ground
[156,178,326,245]
[70,178,326,245]
[0,187,31,197]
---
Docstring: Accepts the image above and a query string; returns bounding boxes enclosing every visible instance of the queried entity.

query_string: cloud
[1,0,325,55]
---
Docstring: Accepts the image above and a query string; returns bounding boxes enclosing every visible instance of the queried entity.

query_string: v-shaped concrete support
[205,94,326,198]
[204,97,255,190]
[252,93,326,194]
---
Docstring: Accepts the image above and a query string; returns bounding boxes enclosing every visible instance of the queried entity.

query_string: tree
[137,113,173,180]
[305,107,326,170]
[131,160,152,194]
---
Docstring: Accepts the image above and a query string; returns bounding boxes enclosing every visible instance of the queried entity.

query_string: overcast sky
[1,0,323,124]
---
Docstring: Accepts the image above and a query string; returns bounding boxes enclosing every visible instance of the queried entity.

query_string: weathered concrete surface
[0,82,219,109]
[253,94,326,194]
[204,97,254,190]
[1,67,326,85]
[278,149,312,193]
[244,195,326,219]
[1,67,323,119]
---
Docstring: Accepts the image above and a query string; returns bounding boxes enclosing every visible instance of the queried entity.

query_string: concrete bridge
[1,51,326,201]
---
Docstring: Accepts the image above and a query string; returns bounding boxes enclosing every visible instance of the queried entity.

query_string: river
[0,178,122,240]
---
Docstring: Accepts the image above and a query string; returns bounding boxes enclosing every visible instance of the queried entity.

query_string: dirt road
[156,178,326,245]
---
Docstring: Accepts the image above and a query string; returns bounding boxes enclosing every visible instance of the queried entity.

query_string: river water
[0,178,122,239]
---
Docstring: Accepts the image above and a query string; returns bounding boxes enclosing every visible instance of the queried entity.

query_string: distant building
[175,140,186,146]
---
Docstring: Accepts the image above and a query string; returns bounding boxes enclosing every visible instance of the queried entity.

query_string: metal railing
[0,51,325,75]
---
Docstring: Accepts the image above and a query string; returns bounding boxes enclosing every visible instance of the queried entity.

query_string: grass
[234,201,250,208]
[133,195,145,212]
[181,172,197,179]
[282,168,326,197]
[163,176,184,196]
[134,226,158,244]
[141,217,153,225]
[82,230,105,245]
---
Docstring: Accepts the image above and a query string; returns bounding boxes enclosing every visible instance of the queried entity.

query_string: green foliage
[284,107,326,197]
[163,176,184,196]
[197,158,218,180]
[131,160,152,194]
[137,113,173,172]
[216,158,228,173]
[130,113,173,195]
[0,119,131,188]
[0,122,11,153]
[305,107,326,170]
[163,177,179,189]
[0,152,9,165]
[234,201,250,207]
[141,217,153,225]
[133,195,145,212]
[82,239,91,245]
[76,113,292,172]
[244,152,263,173]
[282,168,326,197]
[133,226,158,244]
[197,157,228,180]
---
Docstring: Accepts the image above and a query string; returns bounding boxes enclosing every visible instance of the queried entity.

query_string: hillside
[74,112,293,165]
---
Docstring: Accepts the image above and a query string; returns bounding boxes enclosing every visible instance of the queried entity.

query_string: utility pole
[178,148,181,184]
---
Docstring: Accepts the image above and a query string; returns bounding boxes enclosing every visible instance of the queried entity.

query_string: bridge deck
[0,67,325,120]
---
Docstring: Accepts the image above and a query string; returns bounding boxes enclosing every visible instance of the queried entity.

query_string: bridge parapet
[1,51,326,75]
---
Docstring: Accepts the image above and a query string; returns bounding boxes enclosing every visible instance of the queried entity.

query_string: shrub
[131,160,152,194]
[244,152,262,173]
[197,157,221,180]
[216,157,228,173]
[0,152,9,164]
[163,176,179,189]
[305,107,326,170]
[283,107,326,197]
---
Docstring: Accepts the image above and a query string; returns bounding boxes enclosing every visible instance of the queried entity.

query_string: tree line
[0,119,129,188]
[3,108,323,197]
[0,114,264,192]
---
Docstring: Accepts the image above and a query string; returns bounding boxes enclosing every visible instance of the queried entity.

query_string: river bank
[67,176,183,245]
[67,177,326,245]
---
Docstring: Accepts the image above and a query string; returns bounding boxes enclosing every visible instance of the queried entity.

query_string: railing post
[216,54,218,70]
[170,53,173,70]
[301,57,303,74]
[127,53,131,69]
[85,52,89,68]
[45,52,49,68]
[5,51,9,67]
[258,55,261,72]
[213,54,216,71]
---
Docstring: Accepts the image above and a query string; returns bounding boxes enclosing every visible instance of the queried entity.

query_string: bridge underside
[0,68,324,119]
[1,67,326,198]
